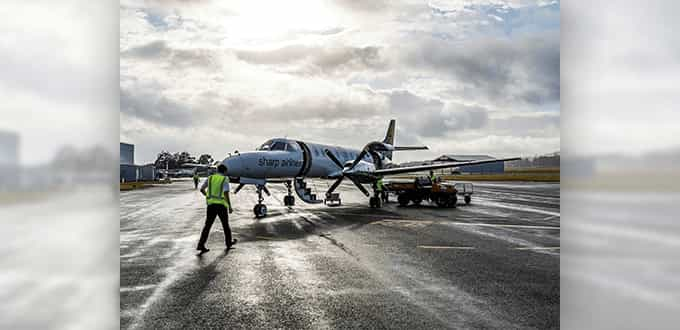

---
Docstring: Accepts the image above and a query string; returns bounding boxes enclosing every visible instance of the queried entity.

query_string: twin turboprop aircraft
[222,120,519,217]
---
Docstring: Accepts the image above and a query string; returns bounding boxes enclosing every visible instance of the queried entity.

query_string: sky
[0,1,119,165]
[120,0,561,164]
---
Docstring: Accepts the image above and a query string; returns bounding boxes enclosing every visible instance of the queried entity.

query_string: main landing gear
[253,185,268,218]
[369,189,383,208]
[283,180,295,208]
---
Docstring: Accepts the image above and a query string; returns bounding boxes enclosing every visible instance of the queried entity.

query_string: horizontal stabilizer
[394,146,429,151]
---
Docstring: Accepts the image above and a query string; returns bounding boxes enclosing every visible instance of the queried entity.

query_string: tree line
[153,151,214,169]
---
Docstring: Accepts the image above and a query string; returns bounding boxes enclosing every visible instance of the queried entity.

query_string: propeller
[324,149,370,197]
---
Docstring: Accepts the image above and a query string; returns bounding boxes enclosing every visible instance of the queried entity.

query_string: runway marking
[445,221,560,230]
[120,284,158,292]
[376,219,560,230]
[417,245,475,250]
[514,246,560,250]
[474,199,561,217]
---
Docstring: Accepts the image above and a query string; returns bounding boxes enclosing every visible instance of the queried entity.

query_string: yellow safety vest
[376,178,384,191]
[206,174,228,207]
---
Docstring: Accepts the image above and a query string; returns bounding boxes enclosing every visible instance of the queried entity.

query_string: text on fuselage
[258,157,302,168]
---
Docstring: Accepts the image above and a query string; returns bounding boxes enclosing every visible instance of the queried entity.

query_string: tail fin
[383,119,395,145]
[382,119,396,160]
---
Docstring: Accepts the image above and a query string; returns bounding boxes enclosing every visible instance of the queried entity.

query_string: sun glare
[222,1,340,45]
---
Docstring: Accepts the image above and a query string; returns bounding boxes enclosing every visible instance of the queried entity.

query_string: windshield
[257,140,274,151]
[271,141,286,151]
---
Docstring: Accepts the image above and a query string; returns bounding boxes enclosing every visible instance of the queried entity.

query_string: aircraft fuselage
[222,138,379,183]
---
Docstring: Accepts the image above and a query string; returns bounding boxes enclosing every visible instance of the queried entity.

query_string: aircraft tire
[448,195,458,208]
[284,195,295,206]
[464,195,471,205]
[435,195,448,208]
[398,194,410,207]
[254,204,268,218]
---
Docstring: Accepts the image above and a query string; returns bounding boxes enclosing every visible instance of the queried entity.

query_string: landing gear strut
[253,185,268,218]
[283,180,295,207]
[369,189,382,208]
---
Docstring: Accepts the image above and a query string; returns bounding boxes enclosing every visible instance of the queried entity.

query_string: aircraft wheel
[435,195,448,208]
[464,195,471,205]
[254,204,267,218]
[448,195,458,208]
[398,194,410,207]
[411,197,422,206]
[284,195,295,206]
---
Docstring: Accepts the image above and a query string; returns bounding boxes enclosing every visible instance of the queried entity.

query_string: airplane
[222,119,519,217]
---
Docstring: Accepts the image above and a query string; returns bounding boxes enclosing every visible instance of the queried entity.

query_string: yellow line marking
[514,246,561,250]
[417,245,475,250]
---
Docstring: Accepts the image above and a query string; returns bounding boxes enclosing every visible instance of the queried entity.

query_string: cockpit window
[286,142,300,151]
[258,140,274,151]
[271,142,286,151]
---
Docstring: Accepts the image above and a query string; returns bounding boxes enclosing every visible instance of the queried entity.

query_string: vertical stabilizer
[383,119,395,160]
[383,119,395,145]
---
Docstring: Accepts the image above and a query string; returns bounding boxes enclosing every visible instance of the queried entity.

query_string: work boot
[197,246,210,256]
[226,239,238,250]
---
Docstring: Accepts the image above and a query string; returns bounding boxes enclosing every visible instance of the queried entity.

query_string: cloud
[404,32,560,106]
[122,40,216,68]
[383,89,488,138]
[120,82,193,128]
[120,0,560,163]
[235,45,387,76]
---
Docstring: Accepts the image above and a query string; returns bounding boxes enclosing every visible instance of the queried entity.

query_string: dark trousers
[197,204,231,249]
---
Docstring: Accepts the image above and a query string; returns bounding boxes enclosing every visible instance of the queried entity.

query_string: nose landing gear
[283,180,295,207]
[253,185,268,218]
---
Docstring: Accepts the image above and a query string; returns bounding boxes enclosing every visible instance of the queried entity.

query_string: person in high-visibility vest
[376,177,388,203]
[197,164,236,255]
[192,172,200,189]
[429,170,437,184]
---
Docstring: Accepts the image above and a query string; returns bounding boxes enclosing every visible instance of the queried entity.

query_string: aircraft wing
[373,157,521,176]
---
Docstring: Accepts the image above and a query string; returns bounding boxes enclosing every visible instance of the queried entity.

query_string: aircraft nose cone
[222,155,243,177]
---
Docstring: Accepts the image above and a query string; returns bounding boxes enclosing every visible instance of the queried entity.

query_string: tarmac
[120,179,560,329]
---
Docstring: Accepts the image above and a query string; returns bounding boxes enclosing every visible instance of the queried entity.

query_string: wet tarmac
[120,179,560,329]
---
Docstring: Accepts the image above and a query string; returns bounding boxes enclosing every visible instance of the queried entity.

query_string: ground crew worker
[376,177,387,203]
[193,171,200,189]
[429,170,437,184]
[197,164,236,255]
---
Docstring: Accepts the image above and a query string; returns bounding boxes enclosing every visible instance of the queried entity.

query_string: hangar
[120,142,156,182]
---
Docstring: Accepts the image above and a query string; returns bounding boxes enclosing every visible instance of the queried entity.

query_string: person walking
[197,164,236,255]
[376,177,388,203]
[193,171,200,189]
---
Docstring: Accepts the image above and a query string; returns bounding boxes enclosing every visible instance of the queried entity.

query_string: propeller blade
[348,177,370,197]
[326,177,344,196]
[349,149,367,170]
[324,149,344,169]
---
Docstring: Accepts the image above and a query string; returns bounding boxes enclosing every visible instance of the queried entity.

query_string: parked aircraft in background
[222,120,519,217]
